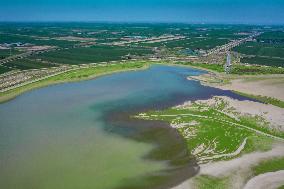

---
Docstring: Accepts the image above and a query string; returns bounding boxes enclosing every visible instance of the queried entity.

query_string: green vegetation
[231,64,284,75]
[5,58,56,70]
[233,91,284,108]
[253,157,284,176]
[241,56,284,68]
[172,62,224,72]
[0,65,12,74]
[234,41,284,58]
[135,97,282,163]
[233,31,284,67]
[135,95,284,188]
[141,37,229,50]
[257,31,284,43]
[242,136,274,154]
[0,61,149,103]
[168,61,284,75]
[35,46,152,65]
[0,49,19,59]
[50,61,147,81]
[194,176,229,189]
[0,33,77,48]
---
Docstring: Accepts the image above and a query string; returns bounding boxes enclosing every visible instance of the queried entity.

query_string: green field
[34,46,152,65]
[234,41,284,58]
[231,64,284,74]
[0,33,77,48]
[253,157,284,176]
[240,56,284,67]
[233,31,284,67]
[0,65,12,74]
[0,49,20,59]
[140,37,229,50]
[5,58,57,70]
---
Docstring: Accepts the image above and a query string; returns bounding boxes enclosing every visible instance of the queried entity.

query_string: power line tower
[224,51,232,74]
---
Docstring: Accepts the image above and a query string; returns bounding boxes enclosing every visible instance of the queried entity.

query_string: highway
[203,32,262,56]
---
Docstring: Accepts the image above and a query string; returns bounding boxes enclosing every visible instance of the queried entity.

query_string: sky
[0,0,284,24]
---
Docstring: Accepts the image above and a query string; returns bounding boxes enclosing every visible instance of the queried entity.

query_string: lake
[0,65,248,189]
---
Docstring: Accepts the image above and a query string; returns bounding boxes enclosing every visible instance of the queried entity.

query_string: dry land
[190,73,284,101]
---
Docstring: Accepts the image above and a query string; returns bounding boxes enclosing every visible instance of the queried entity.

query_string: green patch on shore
[172,61,224,73]
[135,97,282,163]
[233,91,284,109]
[50,61,147,81]
[253,157,284,176]
[194,175,229,189]
[242,136,274,155]
[231,64,284,75]
[166,61,284,75]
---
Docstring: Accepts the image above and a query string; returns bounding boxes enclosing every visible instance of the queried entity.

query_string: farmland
[0,23,268,74]
[4,58,57,70]
[34,45,152,65]
[233,31,284,67]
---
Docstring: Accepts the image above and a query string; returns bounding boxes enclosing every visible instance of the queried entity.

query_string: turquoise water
[0,65,245,189]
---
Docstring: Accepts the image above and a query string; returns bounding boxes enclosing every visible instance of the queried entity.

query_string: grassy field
[193,176,229,189]
[172,61,225,72]
[253,157,284,176]
[0,61,149,103]
[135,96,283,163]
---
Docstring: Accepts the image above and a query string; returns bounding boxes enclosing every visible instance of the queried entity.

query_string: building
[224,52,232,74]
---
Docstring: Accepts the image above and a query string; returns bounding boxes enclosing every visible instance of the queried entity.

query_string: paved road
[203,32,262,57]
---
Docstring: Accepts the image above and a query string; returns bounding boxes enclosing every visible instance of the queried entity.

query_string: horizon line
[0,20,284,26]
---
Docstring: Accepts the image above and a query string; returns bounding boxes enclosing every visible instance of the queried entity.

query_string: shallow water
[0,65,249,189]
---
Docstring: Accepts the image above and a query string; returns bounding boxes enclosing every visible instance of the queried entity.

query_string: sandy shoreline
[243,170,284,189]
[173,144,284,189]
[189,73,284,101]
[201,96,284,132]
